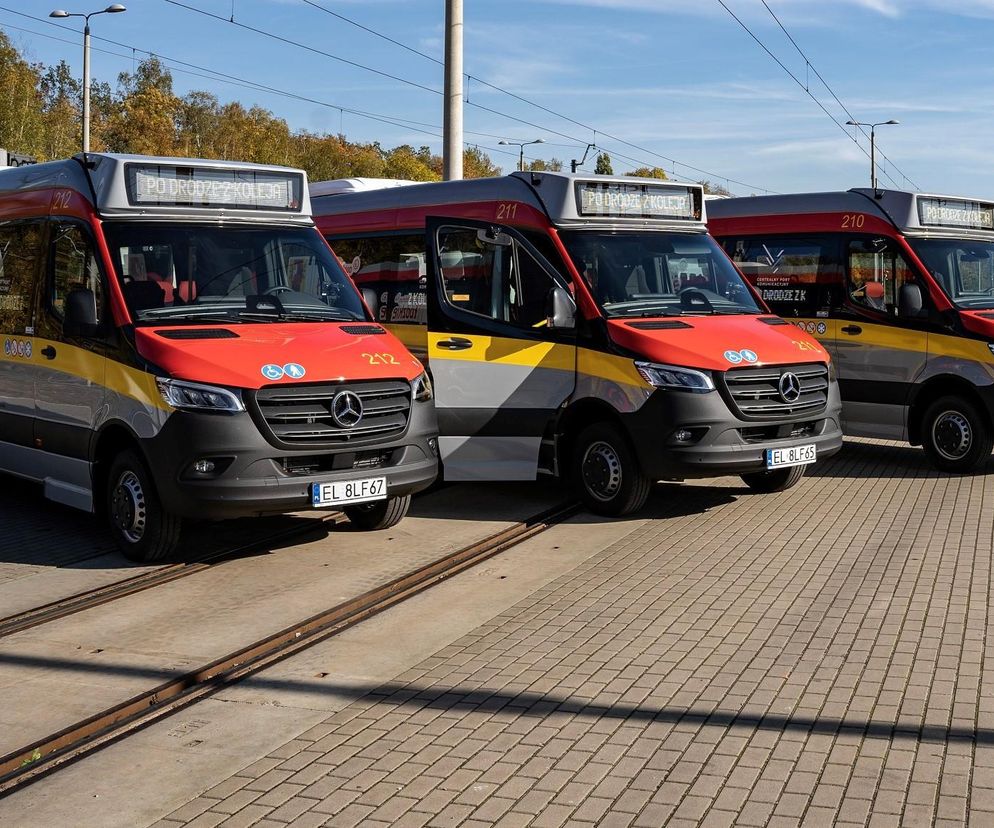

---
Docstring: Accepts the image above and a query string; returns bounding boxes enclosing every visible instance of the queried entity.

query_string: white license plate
[766,444,817,469]
[311,477,387,507]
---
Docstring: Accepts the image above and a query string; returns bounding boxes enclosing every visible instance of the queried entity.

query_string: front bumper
[622,382,843,479]
[142,400,438,520]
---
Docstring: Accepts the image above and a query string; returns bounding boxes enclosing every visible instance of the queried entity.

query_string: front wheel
[922,395,993,473]
[572,422,652,516]
[344,494,411,530]
[106,450,183,562]
[741,464,806,493]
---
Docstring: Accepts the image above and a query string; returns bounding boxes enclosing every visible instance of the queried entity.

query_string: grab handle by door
[841,325,862,335]
[41,345,57,360]
[436,337,472,351]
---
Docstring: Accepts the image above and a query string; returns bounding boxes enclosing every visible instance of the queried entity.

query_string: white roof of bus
[309,178,426,197]
[312,171,709,230]
[0,153,314,223]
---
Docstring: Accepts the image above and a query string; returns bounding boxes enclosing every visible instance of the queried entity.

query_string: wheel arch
[555,397,629,474]
[91,421,146,516]
[908,375,992,446]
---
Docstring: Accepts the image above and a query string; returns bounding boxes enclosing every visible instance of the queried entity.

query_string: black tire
[922,395,994,473]
[741,463,806,493]
[106,449,183,562]
[571,422,652,516]
[344,494,411,530]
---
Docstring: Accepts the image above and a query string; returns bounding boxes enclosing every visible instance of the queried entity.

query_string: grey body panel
[0,440,93,510]
[439,436,543,481]
[431,358,575,480]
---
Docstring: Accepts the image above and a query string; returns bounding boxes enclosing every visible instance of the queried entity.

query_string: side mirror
[546,286,575,330]
[361,288,380,318]
[63,288,100,337]
[898,283,924,318]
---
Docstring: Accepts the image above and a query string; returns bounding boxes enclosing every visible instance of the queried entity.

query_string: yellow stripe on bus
[427,332,650,389]
[0,338,169,410]
[787,318,994,364]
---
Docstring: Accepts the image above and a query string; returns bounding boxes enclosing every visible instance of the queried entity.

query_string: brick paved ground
[156,440,994,827]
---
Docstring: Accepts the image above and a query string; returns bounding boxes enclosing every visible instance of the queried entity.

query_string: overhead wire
[715,0,908,191]
[166,0,776,192]
[0,8,525,164]
[758,0,917,190]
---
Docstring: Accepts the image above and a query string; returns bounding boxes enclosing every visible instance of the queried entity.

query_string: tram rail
[0,500,579,796]
[0,514,347,640]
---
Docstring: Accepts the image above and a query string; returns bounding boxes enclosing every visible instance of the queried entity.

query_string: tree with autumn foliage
[0,36,503,184]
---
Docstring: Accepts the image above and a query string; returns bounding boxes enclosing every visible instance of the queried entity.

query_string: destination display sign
[576,182,700,221]
[126,164,303,212]
[918,197,994,231]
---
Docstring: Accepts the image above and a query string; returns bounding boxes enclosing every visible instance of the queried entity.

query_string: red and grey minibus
[311,172,843,514]
[709,189,994,471]
[0,153,438,560]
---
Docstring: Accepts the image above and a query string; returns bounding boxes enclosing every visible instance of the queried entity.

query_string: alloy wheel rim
[933,410,972,461]
[111,470,147,543]
[582,440,623,502]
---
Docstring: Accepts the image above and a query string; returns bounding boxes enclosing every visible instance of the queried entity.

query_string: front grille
[252,380,411,446]
[721,363,829,420]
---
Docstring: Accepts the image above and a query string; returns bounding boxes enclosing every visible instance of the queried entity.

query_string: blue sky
[4,1,994,196]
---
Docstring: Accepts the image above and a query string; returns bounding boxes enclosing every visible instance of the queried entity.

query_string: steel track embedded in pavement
[0,500,579,795]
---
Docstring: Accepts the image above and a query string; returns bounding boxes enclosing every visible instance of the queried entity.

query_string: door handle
[436,337,472,351]
[41,345,57,360]
[840,325,862,335]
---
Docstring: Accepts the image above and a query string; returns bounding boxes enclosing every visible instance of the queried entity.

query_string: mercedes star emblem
[331,390,364,428]
[778,372,802,404]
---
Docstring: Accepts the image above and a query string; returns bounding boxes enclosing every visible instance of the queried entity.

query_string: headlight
[635,361,714,392]
[156,378,244,412]
[413,372,433,402]
[988,343,994,358]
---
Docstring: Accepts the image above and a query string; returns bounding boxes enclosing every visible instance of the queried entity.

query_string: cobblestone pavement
[156,441,994,827]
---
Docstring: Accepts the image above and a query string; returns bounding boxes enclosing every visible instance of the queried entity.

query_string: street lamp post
[846,118,899,190]
[498,138,545,172]
[50,4,127,153]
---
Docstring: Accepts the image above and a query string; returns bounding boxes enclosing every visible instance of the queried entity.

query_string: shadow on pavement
[0,653,978,749]
[808,438,994,480]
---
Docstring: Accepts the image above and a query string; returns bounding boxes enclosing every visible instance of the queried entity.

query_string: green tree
[176,91,221,158]
[526,158,563,172]
[698,179,732,196]
[103,58,180,154]
[626,166,668,180]
[462,147,501,179]
[594,152,613,175]
[0,31,44,158]
[39,60,80,159]
[383,144,440,181]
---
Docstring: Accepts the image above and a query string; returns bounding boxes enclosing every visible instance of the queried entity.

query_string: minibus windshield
[102,223,367,323]
[560,231,760,317]
[910,238,994,310]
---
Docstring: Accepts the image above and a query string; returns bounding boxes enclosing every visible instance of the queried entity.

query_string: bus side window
[847,238,915,316]
[729,235,839,317]
[437,226,558,329]
[0,221,43,334]
[49,223,104,331]
[330,234,426,324]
